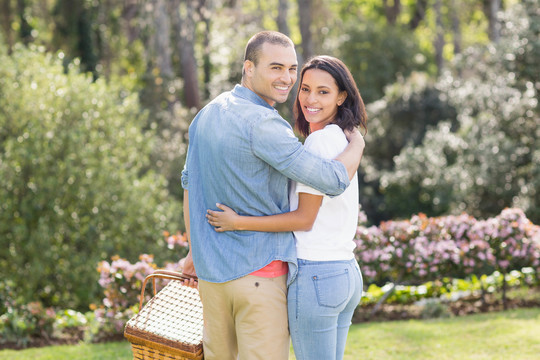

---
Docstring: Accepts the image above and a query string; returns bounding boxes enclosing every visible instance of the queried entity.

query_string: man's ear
[244,60,254,77]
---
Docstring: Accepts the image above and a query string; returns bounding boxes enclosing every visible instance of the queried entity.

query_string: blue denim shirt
[181,85,350,285]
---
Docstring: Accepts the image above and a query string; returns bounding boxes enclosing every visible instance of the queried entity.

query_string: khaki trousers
[198,274,289,360]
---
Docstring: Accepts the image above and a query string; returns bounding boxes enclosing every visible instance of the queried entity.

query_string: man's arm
[182,189,197,287]
[334,128,365,180]
[252,117,351,196]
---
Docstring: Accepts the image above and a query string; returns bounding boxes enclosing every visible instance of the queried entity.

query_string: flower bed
[2,210,539,348]
[355,207,540,285]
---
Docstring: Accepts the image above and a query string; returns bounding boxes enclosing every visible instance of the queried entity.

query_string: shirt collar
[232,84,278,112]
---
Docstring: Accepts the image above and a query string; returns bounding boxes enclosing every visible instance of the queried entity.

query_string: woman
[206,55,367,360]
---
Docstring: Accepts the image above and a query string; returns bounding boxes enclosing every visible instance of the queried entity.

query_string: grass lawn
[2,308,539,360]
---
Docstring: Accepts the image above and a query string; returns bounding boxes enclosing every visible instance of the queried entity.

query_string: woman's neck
[310,121,334,133]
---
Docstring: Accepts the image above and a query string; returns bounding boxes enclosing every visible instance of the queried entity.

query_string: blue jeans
[288,258,363,360]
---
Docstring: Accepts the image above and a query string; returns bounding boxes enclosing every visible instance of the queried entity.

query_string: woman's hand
[344,127,365,147]
[206,203,240,232]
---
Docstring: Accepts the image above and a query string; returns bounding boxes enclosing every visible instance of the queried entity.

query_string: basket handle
[138,270,198,310]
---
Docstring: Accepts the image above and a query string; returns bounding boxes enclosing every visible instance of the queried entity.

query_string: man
[181,31,364,360]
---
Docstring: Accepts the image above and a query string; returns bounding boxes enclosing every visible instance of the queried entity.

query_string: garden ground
[1,285,539,352]
[1,307,539,360]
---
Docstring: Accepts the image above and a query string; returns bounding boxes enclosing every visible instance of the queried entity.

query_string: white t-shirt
[289,124,359,261]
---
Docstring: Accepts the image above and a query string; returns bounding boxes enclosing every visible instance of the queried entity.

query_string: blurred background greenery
[0,0,538,312]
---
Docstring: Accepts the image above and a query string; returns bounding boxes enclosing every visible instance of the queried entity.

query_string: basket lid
[125,280,203,349]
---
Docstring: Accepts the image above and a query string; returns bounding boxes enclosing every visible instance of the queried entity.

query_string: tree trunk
[198,0,212,99]
[484,0,501,42]
[52,0,97,76]
[0,0,13,52]
[77,3,98,77]
[409,0,427,30]
[277,0,290,36]
[96,0,111,79]
[451,0,462,55]
[17,0,33,44]
[433,0,445,75]
[297,0,314,61]
[154,0,173,79]
[383,0,401,26]
[172,0,201,110]
[122,0,141,44]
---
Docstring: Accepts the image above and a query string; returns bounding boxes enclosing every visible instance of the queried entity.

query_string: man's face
[244,42,298,106]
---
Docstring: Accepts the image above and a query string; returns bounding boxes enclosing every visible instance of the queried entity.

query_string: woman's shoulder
[306,124,346,143]
[304,124,348,157]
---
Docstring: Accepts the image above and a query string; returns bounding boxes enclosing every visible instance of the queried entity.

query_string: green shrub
[0,301,56,348]
[0,43,182,311]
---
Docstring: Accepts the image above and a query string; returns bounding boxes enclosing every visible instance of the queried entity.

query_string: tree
[17,0,32,44]
[383,0,401,25]
[52,0,98,77]
[409,0,428,30]
[0,0,14,51]
[277,0,290,36]
[172,0,201,110]
[451,0,463,55]
[483,0,501,42]
[154,0,174,79]
[198,0,213,99]
[433,0,445,74]
[297,0,314,60]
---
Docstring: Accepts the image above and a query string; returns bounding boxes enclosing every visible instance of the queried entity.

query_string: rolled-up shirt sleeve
[181,149,189,189]
[251,115,349,196]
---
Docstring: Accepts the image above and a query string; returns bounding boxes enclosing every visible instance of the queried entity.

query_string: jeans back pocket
[312,268,350,308]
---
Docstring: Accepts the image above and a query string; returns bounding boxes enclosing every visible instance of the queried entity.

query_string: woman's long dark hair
[293,55,367,138]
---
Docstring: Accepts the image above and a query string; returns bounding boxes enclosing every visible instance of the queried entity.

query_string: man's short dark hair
[244,31,294,67]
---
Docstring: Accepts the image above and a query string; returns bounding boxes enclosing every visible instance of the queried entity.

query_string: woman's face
[298,68,347,132]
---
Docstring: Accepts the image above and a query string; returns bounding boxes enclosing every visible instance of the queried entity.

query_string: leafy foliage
[92,250,185,339]
[336,21,431,104]
[0,44,183,311]
[360,73,458,222]
[0,300,56,348]
[360,0,539,224]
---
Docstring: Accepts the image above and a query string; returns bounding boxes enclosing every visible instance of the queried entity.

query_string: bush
[359,73,458,223]
[355,207,540,285]
[366,0,539,224]
[92,240,186,339]
[0,301,56,348]
[0,43,183,311]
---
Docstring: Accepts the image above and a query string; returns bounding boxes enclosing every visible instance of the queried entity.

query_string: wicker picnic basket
[124,270,204,360]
